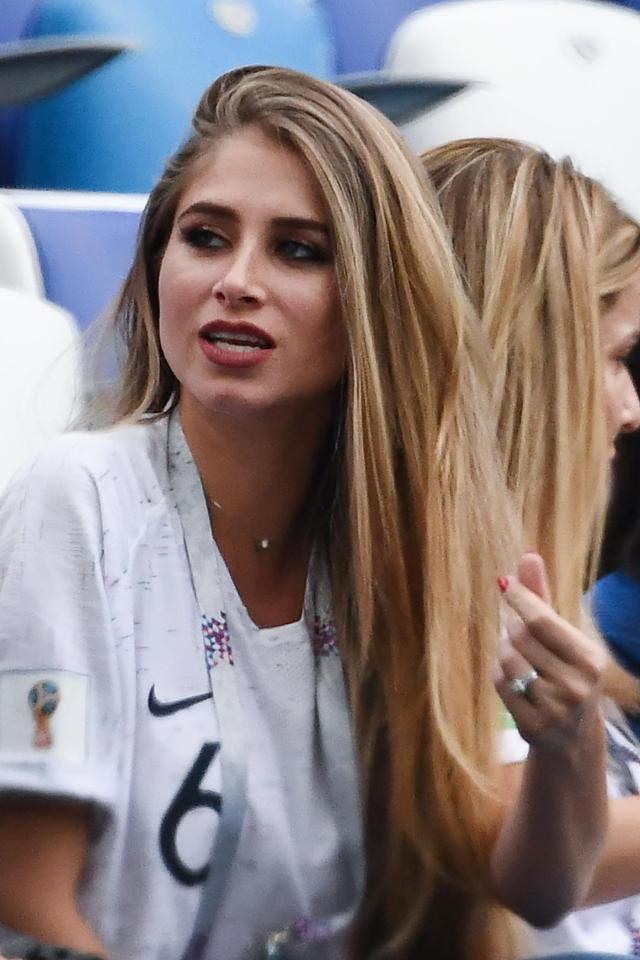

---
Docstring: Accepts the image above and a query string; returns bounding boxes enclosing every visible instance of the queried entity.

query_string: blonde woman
[423,137,640,957]
[0,72,606,960]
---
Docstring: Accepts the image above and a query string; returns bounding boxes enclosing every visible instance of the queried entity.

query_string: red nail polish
[497,576,509,593]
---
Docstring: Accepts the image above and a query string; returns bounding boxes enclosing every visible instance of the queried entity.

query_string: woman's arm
[493,732,607,927]
[0,798,107,957]
[490,554,609,927]
[497,773,640,910]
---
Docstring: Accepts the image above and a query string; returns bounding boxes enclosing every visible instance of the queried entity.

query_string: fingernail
[497,576,509,593]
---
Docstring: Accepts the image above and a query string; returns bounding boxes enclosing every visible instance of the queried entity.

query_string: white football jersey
[0,417,360,960]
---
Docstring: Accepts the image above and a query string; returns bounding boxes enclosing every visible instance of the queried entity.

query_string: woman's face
[601,274,640,454]
[158,126,346,426]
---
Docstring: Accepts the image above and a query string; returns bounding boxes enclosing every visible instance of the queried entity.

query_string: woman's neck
[178,393,334,566]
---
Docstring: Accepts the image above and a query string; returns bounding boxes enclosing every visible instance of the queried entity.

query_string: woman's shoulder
[592,571,640,674]
[592,570,640,633]
[2,416,171,527]
[593,570,640,604]
[27,416,167,474]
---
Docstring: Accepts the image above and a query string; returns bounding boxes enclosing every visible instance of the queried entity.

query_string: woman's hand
[490,552,609,925]
[495,552,607,753]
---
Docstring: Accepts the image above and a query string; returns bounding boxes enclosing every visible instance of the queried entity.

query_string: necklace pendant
[256,538,271,552]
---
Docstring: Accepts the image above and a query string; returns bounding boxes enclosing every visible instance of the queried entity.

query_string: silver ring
[509,668,539,696]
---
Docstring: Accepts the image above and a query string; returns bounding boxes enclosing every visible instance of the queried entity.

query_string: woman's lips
[198,320,274,368]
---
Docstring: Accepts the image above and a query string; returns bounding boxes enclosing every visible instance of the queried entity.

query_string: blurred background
[2,0,640,558]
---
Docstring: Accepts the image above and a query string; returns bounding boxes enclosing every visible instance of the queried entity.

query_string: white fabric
[499,714,530,765]
[497,615,531,765]
[0,417,360,960]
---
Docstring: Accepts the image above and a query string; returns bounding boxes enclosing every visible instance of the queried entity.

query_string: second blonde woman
[423,136,640,958]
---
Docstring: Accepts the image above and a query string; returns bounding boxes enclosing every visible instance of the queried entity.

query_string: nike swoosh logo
[148,684,212,717]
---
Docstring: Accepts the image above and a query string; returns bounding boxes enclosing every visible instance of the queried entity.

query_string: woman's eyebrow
[176,203,328,236]
[177,201,236,222]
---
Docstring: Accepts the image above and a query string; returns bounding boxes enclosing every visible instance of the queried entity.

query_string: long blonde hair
[108,71,520,958]
[423,138,640,626]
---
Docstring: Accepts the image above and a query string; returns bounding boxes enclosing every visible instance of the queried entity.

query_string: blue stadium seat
[0,1,39,184]
[0,1,40,45]
[7,0,335,192]
[5,189,144,330]
[320,0,443,75]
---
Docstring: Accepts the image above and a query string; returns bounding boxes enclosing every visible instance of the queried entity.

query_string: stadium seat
[349,0,640,223]
[0,287,81,490]
[319,0,442,75]
[6,0,335,192]
[0,194,43,297]
[0,32,126,189]
[384,0,640,83]
[4,189,145,331]
[0,191,84,483]
[0,1,39,46]
[0,35,127,107]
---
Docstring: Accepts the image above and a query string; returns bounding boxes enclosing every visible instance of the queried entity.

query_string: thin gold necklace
[205,477,328,556]
[204,447,335,556]
[207,495,274,553]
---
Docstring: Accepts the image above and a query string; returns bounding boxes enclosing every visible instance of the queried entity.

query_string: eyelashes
[277,239,330,263]
[180,225,225,250]
[178,225,331,264]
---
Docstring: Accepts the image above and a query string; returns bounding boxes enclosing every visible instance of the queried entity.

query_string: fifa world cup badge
[28,680,61,749]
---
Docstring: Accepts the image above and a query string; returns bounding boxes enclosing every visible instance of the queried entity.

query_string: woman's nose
[619,369,640,434]
[211,248,265,308]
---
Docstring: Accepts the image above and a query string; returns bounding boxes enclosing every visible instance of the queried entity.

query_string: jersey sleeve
[0,439,123,815]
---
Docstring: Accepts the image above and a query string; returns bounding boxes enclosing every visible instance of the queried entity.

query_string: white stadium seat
[386,0,640,84]
[0,194,81,489]
[0,287,80,490]
[0,194,43,296]
[382,0,640,221]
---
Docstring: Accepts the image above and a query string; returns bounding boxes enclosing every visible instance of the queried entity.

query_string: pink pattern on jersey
[312,616,338,657]
[202,612,234,668]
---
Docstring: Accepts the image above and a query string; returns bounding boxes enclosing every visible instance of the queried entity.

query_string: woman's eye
[181,226,226,250]
[278,239,329,263]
